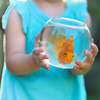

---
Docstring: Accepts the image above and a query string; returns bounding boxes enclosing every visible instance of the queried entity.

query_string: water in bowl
[39,25,91,69]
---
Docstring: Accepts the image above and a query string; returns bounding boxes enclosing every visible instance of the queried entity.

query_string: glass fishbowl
[39,17,91,69]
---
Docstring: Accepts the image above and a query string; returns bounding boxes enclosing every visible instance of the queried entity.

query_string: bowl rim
[46,17,88,30]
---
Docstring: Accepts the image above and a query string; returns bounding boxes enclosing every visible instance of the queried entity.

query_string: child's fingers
[34,54,49,61]
[91,43,99,58]
[75,60,85,70]
[73,44,97,72]
[33,47,45,55]
[92,38,94,43]
[39,61,50,70]
[73,65,83,71]
[32,54,50,70]
[73,50,94,71]
[84,50,94,64]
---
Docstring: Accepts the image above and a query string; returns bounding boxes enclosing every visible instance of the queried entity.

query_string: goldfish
[58,35,74,64]
[49,34,74,64]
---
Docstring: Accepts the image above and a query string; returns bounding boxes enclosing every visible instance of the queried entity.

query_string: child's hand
[32,34,50,70]
[73,38,99,74]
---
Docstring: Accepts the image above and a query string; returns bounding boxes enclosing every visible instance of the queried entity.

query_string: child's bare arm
[85,12,91,29]
[5,8,49,75]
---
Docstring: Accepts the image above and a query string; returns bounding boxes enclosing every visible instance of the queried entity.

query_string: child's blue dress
[1,0,88,100]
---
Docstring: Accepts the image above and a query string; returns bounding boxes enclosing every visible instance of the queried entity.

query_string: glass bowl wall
[39,17,91,69]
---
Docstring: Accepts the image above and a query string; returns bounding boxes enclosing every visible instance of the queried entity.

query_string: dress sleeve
[68,0,88,22]
[2,1,30,35]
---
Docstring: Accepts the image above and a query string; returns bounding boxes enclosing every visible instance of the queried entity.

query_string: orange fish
[58,35,74,64]
[51,35,74,64]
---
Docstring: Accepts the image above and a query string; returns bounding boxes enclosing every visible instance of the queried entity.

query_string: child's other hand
[32,34,50,70]
[73,38,99,74]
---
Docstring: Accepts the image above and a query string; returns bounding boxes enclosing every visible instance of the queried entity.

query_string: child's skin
[6,0,98,75]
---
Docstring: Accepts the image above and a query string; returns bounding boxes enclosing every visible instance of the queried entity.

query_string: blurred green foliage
[85,59,100,100]
[0,30,3,80]
[0,0,9,19]
[0,0,9,80]
[86,1,100,100]
[88,0,100,19]
[87,0,100,58]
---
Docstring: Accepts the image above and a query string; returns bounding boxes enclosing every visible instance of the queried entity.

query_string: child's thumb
[34,34,40,48]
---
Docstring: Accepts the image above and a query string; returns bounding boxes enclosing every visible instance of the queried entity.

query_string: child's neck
[33,0,66,17]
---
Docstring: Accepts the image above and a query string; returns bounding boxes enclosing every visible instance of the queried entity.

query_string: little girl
[0,0,98,100]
